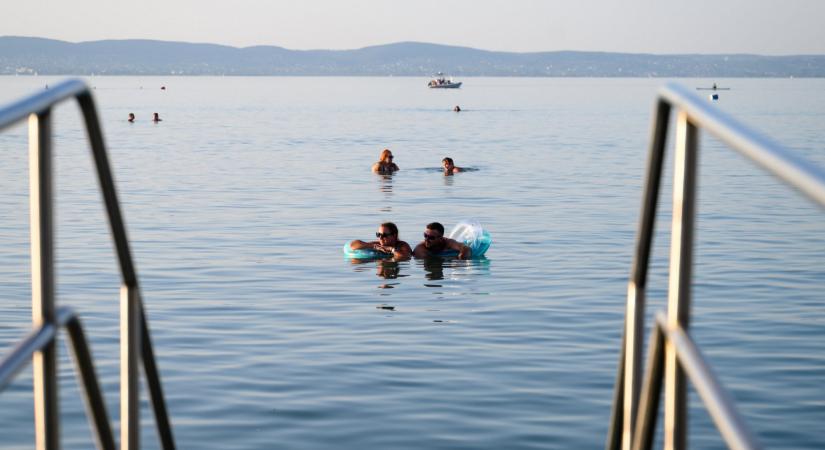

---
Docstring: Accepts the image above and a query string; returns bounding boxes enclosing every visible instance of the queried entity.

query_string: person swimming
[153,112,162,122]
[349,222,412,260]
[442,157,462,175]
[372,149,399,174]
[413,222,471,259]
[128,113,135,123]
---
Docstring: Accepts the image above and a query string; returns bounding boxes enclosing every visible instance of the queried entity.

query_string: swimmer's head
[379,149,394,163]
[377,222,399,245]
[423,222,445,248]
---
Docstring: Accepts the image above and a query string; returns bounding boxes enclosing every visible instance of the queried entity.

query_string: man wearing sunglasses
[413,222,471,259]
[349,222,412,259]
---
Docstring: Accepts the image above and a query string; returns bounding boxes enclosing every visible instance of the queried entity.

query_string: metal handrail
[631,315,760,450]
[0,79,175,449]
[0,307,116,450]
[607,83,825,450]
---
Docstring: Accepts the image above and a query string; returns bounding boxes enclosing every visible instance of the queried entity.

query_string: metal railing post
[64,312,117,450]
[121,286,141,450]
[1,79,176,450]
[664,111,698,450]
[608,98,671,450]
[29,110,59,450]
[632,315,666,450]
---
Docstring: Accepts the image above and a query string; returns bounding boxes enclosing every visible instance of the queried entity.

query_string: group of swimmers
[350,222,472,260]
[128,112,162,123]
[371,148,462,176]
[359,147,473,260]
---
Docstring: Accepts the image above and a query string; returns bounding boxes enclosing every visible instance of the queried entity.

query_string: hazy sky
[5,0,824,55]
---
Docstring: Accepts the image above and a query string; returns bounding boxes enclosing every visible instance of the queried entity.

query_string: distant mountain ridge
[2,36,824,77]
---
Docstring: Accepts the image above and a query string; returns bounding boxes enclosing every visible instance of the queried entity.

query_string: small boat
[696,83,731,91]
[428,73,462,89]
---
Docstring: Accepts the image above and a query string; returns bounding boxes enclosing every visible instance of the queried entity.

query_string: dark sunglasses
[423,233,441,241]
[376,232,394,238]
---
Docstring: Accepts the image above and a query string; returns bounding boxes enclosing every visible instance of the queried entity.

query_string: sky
[4,0,825,55]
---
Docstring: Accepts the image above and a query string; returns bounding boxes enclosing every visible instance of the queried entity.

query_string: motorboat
[428,73,462,89]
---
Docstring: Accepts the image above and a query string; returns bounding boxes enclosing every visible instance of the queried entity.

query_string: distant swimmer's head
[423,222,445,249]
[442,157,457,174]
[153,112,161,122]
[453,105,461,112]
[377,222,400,246]
[128,113,135,122]
[379,148,394,164]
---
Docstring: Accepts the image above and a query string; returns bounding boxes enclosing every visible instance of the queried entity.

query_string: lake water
[0,76,823,449]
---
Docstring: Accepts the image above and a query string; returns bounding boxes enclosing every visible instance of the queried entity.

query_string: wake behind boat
[428,72,462,89]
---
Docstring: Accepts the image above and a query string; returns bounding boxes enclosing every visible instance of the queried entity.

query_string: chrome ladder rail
[607,83,825,450]
[0,79,175,449]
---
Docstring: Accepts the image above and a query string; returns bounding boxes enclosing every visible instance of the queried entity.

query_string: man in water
[153,112,162,122]
[414,222,471,259]
[442,157,462,175]
[349,222,412,259]
[128,113,135,122]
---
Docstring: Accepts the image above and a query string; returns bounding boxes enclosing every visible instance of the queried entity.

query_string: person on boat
[442,157,462,175]
[153,112,162,122]
[128,113,135,123]
[453,105,461,112]
[372,149,399,174]
[414,222,471,259]
[349,222,412,260]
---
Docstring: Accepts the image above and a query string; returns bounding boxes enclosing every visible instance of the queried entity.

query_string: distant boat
[428,73,462,89]
[696,83,731,91]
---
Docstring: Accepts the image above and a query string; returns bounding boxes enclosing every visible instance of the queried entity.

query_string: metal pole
[632,315,667,450]
[609,98,670,450]
[121,286,141,450]
[64,310,116,450]
[76,91,145,449]
[141,309,176,449]
[664,111,697,450]
[605,332,625,450]
[29,110,59,450]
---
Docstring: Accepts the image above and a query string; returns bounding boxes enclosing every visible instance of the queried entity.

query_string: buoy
[709,93,719,101]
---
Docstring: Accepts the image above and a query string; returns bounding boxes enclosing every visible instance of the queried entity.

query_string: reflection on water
[422,256,444,282]
[377,173,394,213]
[419,256,492,287]
[376,259,399,278]
[349,257,409,289]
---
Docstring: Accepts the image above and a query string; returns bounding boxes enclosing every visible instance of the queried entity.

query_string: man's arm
[412,242,428,258]
[350,240,377,250]
[392,242,412,260]
[446,238,472,259]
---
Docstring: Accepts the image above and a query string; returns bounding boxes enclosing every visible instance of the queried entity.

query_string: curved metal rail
[0,79,175,449]
[607,83,825,450]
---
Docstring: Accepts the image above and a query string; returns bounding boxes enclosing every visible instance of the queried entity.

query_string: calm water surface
[0,77,823,449]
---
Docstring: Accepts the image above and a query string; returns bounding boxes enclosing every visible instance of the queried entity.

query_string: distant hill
[2,36,824,77]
